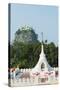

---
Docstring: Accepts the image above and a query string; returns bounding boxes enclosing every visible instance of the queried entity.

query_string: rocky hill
[14,26,38,43]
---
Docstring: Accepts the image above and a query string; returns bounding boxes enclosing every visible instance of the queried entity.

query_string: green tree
[9,26,58,68]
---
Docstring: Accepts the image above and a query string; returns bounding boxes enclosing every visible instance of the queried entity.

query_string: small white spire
[41,44,44,53]
[41,32,44,54]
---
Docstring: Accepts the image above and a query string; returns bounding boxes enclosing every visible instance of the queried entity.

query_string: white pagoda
[31,33,53,74]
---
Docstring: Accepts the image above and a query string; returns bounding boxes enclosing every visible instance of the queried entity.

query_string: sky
[10,4,58,45]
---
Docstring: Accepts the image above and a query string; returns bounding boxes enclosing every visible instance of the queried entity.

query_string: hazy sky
[10,4,58,45]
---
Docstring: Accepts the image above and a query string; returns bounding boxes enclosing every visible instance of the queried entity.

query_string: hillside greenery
[9,26,58,68]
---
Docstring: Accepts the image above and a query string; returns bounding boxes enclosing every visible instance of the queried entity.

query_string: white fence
[10,67,58,79]
[15,67,58,72]
[9,67,58,86]
[20,68,32,72]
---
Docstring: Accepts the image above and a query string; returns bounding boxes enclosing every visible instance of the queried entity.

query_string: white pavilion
[31,33,53,74]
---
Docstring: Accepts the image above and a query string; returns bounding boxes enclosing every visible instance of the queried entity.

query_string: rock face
[15,26,38,43]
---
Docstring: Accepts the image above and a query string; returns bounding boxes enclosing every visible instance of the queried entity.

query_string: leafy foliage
[9,26,58,68]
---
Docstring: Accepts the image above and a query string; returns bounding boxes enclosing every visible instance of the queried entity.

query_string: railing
[20,68,32,72]
[9,67,58,86]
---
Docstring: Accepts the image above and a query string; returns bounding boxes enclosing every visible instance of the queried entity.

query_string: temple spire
[41,32,43,44]
[41,32,44,54]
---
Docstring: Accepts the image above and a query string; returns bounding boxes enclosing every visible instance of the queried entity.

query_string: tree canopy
[9,26,58,68]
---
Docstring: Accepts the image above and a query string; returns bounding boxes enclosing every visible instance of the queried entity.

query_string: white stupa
[31,33,53,74]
